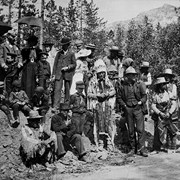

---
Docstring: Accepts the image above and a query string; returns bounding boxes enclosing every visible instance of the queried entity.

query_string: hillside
[107,4,180,31]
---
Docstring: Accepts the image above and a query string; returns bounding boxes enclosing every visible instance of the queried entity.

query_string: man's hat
[140,61,150,68]
[39,51,49,57]
[35,86,44,94]
[122,58,134,68]
[42,39,54,46]
[107,65,118,73]
[59,102,70,111]
[125,66,137,75]
[109,46,119,51]
[0,81,4,89]
[12,80,21,88]
[74,39,83,47]
[76,49,91,58]
[76,81,85,89]
[94,59,107,74]
[60,37,71,46]
[85,43,96,50]
[27,110,43,120]
[7,52,17,58]
[154,77,168,86]
[158,68,175,78]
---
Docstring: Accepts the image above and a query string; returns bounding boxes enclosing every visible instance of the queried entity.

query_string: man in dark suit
[116,66,148,157]
[52,37,76,109]
[51,102,88,161]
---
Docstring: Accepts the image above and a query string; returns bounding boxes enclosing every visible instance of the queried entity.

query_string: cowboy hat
[76,81,85,89]
[35,86,44,94]
[107,65,118,73]
[27,110,43,119]
[109,46,119,51]
[42,39,54,46]
[59,37,71,46]
[0,81,4,89]
[154,77,168,86]
[74,39,83,47]
[158,68,175,78]
[122,58,134,68]
[140,61,150,68]
[85,43,96,49]
[39,52,49,57]
[125,66,137,75]
[76,49,91,58]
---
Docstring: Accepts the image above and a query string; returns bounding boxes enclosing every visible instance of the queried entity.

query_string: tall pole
[17,0,22,48]
[40,0,45,49]
[8,0,12,25]
[80,0,83,39]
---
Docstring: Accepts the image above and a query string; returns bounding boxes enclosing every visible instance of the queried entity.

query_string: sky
[55,0,180,24]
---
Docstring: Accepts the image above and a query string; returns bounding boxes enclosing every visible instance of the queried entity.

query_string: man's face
[97,71,106,80]
[62,43,70,51]
[62,110,69,117]
[126,73,137,82]
[40,54,48,61]
[6,55,14,63]
[76,87,84,93]
[8,35,15,45]
[44,46,51,52]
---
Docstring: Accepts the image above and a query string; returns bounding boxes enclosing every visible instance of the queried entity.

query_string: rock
[97,151,108,160]
[55,162,66,173]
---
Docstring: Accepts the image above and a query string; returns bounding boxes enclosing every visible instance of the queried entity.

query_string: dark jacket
[31,93,49,110]
[51,113,80,138]
[37,61,51,78]
[52,50,76,81]
[70,92,86,114]
[117,80,147,114]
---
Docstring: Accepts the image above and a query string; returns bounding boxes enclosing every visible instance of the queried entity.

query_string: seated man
[9,80,31,125]
[31,86,49,123]
[20,110,56,169]
[51,102,88,162]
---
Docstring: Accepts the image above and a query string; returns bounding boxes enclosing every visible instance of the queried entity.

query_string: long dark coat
[21,47,42,100]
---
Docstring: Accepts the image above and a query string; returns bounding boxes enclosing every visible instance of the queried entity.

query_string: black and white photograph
[1,0,180,179]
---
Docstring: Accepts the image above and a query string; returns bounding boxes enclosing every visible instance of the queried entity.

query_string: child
[9,80,31,124]
[37,52,51,91]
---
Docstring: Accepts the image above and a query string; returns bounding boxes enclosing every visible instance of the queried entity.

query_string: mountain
[107,4,180,31]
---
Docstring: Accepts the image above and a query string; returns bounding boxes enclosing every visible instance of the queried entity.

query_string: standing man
[52,37,76,109]
[116,66,148,157]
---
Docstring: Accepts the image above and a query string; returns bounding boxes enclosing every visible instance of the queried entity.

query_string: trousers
[56,133,86,157]
[125,105,145,151]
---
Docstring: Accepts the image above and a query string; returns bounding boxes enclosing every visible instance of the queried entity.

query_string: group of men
[2,29,179,169]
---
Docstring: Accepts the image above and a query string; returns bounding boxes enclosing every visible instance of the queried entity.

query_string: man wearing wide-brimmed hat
[116,66,148,157]
[103,46,124,79]
[151,76,178,153]
[52,37,76,108]
[51,102,89,162]
[21,110,57,169]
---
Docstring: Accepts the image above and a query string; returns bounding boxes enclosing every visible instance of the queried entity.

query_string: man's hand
[34,107,39,111]
[65,119,71,126]
[138,101,142,105]
[159,112,166,118]
[61,67,69,72]
[2,63,8,70]
[17,62,23,68]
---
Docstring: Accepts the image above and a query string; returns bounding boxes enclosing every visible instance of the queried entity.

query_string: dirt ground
[52,152,180,180]
[1,110,180,180]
